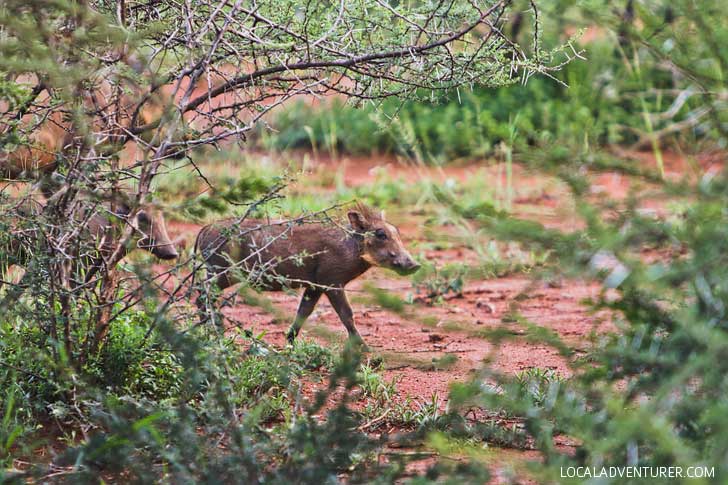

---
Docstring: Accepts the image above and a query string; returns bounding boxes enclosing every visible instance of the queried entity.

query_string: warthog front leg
[286,287,322,344]
[325,287,364,345]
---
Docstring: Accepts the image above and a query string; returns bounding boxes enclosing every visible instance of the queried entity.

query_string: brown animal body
[0,70,182,195]
[83,202,179,263]
[194,205,420,345]
[1,200,178,297]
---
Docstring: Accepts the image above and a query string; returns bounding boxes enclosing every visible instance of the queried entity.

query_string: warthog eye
[375,229,388,240]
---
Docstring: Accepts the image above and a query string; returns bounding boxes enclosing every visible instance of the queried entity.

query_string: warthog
[87,202,180,262]
[0,199,178,296]
[194,204,420,345]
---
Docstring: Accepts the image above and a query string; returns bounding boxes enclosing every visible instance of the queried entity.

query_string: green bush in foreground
[1,310,399,483]
[436,144,728,483]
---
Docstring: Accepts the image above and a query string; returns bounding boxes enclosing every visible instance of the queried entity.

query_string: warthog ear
[348,210,369,233]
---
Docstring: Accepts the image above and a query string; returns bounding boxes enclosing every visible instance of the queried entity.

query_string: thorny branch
[0,0,568,359]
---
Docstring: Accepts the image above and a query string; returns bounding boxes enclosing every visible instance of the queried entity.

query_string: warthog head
[129,205,179,260]
[348,204,420,276]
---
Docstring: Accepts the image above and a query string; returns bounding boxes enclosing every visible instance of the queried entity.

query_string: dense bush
[85,309,183,400]
[434,144,728,482]
[0,308,394,483]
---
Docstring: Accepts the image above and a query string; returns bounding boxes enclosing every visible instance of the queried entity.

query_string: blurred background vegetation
[258,0,726,167]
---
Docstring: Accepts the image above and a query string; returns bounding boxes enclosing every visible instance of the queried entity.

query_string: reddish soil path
[164,154,622,403]
[162,149,706,404]
[158,150,701,479]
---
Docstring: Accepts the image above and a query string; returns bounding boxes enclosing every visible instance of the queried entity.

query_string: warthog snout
[139,239,179,260]
[134,208,178,260]
[391,254,420,275]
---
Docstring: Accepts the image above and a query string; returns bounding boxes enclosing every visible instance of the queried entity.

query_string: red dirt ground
[10,148,714,481]
[153,149,716,479]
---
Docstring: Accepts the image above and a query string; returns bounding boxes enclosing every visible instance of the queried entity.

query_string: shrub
[442,143,728,482]
[86,310,183,400]
[261,5,723,163]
